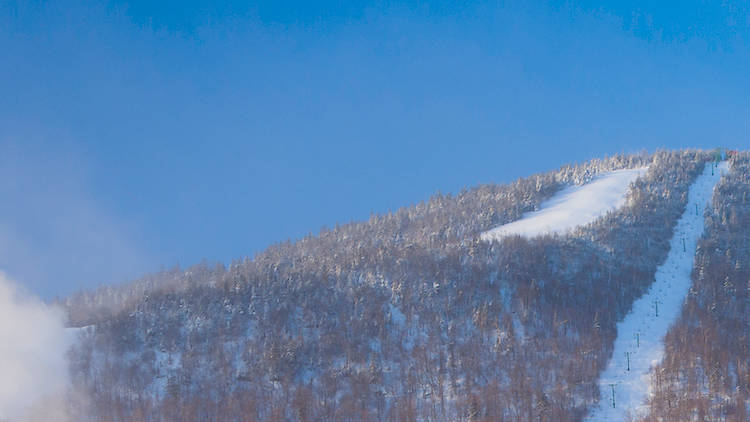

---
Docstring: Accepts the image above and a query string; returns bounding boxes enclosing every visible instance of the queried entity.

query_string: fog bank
[0,272,70,421]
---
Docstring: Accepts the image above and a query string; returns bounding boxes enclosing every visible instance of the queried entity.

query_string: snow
[389,303,406,327]
[585,161,729,421]
[481,167,648,240]
[65,325,91,344]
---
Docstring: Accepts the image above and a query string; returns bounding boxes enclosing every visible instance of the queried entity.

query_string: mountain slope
[642,155,750,421]
[586,161,728,421]
[481,166,648,240]
[63,150,713,421]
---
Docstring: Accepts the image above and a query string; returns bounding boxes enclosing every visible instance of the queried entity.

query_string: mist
[0,140,153,299]
[0,272,72,421]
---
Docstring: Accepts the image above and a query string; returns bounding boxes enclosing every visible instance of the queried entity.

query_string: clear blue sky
[2,0,750,298]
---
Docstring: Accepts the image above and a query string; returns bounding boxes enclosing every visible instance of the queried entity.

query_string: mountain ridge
[59,149,749,421]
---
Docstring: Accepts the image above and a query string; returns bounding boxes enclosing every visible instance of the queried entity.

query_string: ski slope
[585,161,729,421]
[481,167,648,241]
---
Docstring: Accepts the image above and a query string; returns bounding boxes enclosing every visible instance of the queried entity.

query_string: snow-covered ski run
[481,167,648,240]
[585,161,729,421]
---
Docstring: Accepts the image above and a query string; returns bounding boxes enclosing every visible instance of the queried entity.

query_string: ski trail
[585,161,729,421]
[481,167,648,241]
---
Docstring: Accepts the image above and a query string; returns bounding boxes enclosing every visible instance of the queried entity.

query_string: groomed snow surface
[481,167,648,241]
[585,161,729,421]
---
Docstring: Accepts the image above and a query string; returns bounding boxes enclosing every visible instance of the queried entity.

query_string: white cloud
[0,272,71,421]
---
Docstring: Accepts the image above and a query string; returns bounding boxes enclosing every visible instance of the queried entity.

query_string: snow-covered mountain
[58,149,749,422]
[481,166,648,240]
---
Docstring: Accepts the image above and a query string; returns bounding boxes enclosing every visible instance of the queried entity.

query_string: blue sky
[2,0,750,298]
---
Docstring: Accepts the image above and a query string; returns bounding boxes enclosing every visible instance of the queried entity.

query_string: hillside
[644,157,750,421]
[587,161,727,420]
[59,149,748,422]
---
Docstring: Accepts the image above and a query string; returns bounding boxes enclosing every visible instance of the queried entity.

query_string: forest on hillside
[62,150,709,421]
[643,152,750,422]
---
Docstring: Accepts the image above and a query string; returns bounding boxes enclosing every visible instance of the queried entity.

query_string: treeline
[63,152,650,326]
[642,153,750,422]
[64,150,707,421]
